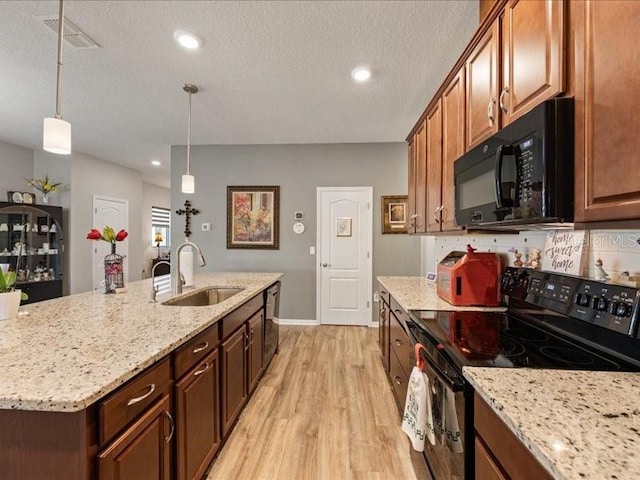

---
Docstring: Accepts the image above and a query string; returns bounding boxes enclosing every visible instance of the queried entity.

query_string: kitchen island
[465,367,640,480]
[0,272,282,479]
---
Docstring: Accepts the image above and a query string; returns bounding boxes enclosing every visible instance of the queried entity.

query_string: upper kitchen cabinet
[425,100,442,233]
[408,120,427,234]
[501,0,565,125]
[573,1,640,222]
[466,0,565,150]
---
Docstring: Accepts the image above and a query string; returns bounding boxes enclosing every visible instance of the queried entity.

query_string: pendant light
[181,83,198,194]
[43,0,71,155]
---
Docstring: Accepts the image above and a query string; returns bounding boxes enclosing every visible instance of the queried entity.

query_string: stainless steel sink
[162,287,244,307]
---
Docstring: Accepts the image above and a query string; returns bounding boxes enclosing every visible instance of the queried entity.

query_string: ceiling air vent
[35,15,100,49]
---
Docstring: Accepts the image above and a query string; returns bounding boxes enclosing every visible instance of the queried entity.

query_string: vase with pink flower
[86,226,128,293]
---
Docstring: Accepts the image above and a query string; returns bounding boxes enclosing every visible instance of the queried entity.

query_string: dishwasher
[264,282,280,366]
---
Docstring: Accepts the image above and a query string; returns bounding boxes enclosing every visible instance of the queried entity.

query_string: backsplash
[423,229,640,284]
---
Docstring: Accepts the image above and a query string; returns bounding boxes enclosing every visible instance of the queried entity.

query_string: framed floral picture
[227,186,280,249]
[381,195,408,234]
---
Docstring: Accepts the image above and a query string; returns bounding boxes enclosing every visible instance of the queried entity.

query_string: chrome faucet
[149,260,171,303]
[174,241,206,294]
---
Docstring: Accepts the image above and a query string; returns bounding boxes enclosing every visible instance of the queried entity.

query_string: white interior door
[317,187,372,326]
[92,195,129,291]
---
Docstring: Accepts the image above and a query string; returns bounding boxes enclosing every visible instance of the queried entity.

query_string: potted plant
[27,174,65,204]
[0,271,28,320]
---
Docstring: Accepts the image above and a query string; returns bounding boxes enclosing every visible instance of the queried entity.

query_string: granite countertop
[0,272,282,412]
[465,367,640,480]
[377,276,506,312]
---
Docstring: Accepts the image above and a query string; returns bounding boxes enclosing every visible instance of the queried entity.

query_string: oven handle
[494,144,511,209]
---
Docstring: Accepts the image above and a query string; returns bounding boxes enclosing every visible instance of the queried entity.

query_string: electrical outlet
[202,223,211,231]
[373,292,379,303]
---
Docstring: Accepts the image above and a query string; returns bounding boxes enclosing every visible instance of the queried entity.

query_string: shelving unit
[0,201,64,304]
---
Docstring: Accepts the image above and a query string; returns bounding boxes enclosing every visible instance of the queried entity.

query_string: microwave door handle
[494,145,513,208]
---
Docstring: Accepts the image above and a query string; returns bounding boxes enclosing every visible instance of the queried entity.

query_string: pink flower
[115,229,128,242]
[86,229,102,240]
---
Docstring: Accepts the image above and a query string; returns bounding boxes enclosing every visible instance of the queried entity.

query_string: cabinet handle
[250,326,255,343]
[393,376,403,385]
[193,362,210,376]
[487,98,496,124]
[192,341,209,354]
[394,339,402,347]
[164,411,175,443]
[434,205,443,223]
[244,332,250,351]
[126,383,156,406]
[381,307,386,316]
[499,86,509,114]
[381,290,387,295]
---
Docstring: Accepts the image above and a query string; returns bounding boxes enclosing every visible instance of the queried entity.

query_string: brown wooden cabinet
[388,304,413,412]
[98,393,173,480]
[378,288,390,372]
[248,310,264,393]
[474,393,552,480]
[425,99,443,233]
[573,0,640,222]
[221,326,248,437]
[175,349,220,480]
[408,120,427,233]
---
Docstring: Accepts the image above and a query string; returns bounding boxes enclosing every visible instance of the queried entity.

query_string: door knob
[321,263,332,267]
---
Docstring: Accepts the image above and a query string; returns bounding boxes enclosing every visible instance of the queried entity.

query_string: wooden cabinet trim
[248,310,265,393]
[425,99,443,233]
[221,326,248,437]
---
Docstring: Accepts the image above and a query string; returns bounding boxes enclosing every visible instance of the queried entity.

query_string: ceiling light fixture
[174,30,200,50]
[151,160,161,166]
[43,0,71,155]
[181,83,198,194]
[351,66,372,83]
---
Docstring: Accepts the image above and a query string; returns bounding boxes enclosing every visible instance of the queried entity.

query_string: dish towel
[444,387,464,454]
[401,366,436,450]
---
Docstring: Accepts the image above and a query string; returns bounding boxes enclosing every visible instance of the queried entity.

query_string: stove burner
[503,327,550,343]
[539,346,596,366]
[497,337,526,357]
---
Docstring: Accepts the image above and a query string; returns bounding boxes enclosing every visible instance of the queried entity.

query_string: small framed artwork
[227,186,280,249]
[381,195,408,234]
[336,217,352,237]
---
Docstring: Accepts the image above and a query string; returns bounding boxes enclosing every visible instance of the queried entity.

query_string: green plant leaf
[0,271,16,293]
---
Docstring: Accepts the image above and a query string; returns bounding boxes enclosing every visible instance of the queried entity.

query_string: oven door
[421,354,466,480]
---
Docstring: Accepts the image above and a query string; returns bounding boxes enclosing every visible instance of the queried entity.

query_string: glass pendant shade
[43,117,71,154]
[182,174,195,194]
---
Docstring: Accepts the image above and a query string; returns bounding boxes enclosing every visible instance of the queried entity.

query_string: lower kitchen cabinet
[474,393,551,480]
[248,310,264,393]
[175,349,220,480]
[97,393,173,480]
[378,292,390,372]
[221,325,248,437]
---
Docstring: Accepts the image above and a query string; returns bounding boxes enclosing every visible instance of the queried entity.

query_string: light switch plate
[309,246,315,255]
[201,223,211,231]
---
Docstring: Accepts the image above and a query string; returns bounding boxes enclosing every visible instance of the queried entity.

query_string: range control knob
[613,302,631,317]
[595,297,609,312]
[575,293,591,307]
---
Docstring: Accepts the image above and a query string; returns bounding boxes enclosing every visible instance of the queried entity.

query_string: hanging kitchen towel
[444,387,464,454]
[401,344,436,450]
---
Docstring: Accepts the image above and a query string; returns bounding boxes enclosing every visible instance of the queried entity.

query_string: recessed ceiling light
[351,66,371,83]
[174,30,200,50]
[151,160,162,166]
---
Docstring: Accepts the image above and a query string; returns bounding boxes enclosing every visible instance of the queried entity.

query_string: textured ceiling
[0,1,478,188]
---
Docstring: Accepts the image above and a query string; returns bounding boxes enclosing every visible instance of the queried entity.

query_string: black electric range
[405,267,640,480]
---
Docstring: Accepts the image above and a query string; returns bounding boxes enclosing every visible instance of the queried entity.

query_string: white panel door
[92,196,129,291]
[317,187,372,326]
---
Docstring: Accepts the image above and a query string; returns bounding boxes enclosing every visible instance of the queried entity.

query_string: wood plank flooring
[207,325,428,480]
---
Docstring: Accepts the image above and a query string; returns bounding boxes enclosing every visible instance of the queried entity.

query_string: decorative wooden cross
[176,200,200,238]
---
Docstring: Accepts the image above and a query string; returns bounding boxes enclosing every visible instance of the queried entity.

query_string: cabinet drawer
[389,348,408,413]
[221,293,263,339]
[174,323,220,379]
[99,357,172,446]
[389,311,412,378]
[378,285,390,306]
[390,296,410,328]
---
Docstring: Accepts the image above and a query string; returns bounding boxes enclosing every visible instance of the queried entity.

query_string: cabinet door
[248,310,264,393]
[175,350,220,480]
[425,100,443,233]
[98,394,172,480]
[441,67,466,231]
[466,20,500,150]
[221,327,248,437]
[414,120,428,233]
[378,298,389,372]
[475,438,508,480]
[574,1,640,222]
[407,138,417,234]
[501,0,564,125]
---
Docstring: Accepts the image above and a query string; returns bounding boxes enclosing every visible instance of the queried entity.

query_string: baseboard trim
[276,318,321,326]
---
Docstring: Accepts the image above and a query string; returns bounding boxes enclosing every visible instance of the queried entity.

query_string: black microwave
[454,97,574,227]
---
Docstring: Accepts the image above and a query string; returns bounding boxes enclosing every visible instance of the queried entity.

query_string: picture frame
[227,186,280,249]
[381,195,408,234]
[336,217,352,237]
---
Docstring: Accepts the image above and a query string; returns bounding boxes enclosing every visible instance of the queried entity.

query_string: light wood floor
[207,325,428,480]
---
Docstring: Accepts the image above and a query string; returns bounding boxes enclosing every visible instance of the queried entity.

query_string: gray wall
[171,143,421,321]
[0,139,34,200]
[142,181,171,278]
